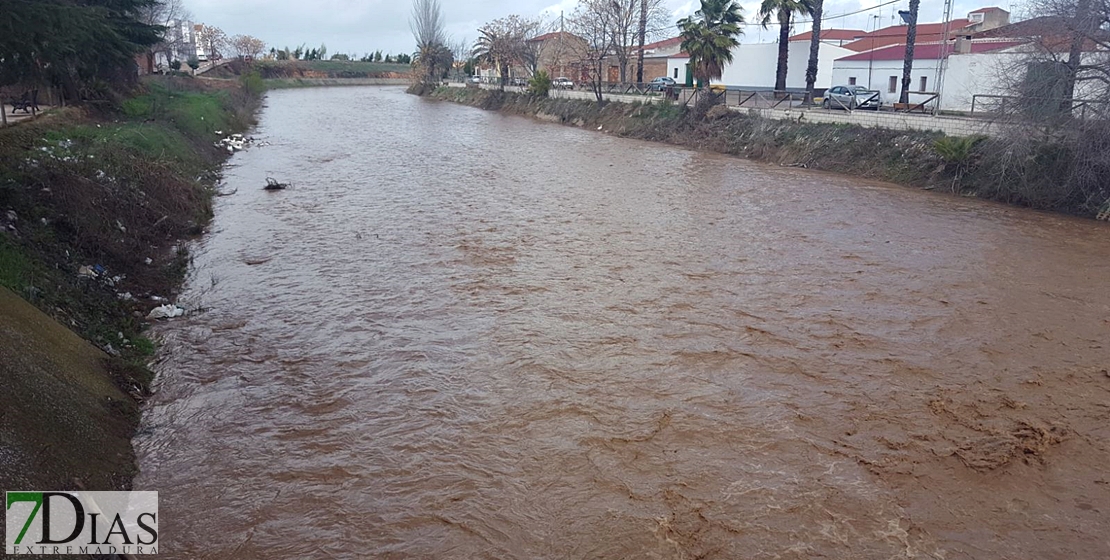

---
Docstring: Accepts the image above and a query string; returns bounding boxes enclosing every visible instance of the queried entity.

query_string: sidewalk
[1,105,50,127]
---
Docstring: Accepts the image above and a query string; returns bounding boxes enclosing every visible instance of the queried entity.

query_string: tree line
[269,46,412,64]
[0,0,162,100]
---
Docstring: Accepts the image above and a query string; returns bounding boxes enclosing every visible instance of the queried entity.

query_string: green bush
[240,70,266,96]
[933,135,985,165]
[186,57,201,70]
[529,70,552,97]
[169,59,182,71]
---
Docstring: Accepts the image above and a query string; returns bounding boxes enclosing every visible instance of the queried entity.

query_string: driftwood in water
[264,177,290,191]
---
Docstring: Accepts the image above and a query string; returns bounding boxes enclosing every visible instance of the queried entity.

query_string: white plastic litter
[147,304,185,319]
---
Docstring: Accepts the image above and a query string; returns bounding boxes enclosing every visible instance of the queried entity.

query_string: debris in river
[264,177,290,191]
[147,304,185,320]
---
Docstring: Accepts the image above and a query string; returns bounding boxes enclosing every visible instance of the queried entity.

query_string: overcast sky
[185,0,1026,58]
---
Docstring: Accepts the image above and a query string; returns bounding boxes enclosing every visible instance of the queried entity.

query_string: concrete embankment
[423,86,1110,218]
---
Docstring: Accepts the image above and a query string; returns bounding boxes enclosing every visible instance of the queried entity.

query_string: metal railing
[971,94,1110,121]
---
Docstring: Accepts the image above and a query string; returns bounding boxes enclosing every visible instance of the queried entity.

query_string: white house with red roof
[788,29,867,48]
[829,39,1024,108]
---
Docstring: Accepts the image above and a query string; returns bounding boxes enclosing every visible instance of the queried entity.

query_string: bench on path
[9,90,39,115]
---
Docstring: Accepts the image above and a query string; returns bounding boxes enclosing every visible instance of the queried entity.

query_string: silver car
[554,77,575,89]
[822,85,882,110]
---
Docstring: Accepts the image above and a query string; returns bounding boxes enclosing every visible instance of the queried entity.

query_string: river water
[135,86,1110,559]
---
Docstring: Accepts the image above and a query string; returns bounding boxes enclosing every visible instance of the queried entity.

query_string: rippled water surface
[136,86,1110,559]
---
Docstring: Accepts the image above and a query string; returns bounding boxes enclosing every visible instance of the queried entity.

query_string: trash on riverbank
[147,304,185,319]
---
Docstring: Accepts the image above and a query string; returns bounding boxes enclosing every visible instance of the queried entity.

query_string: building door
[607,66,619,83]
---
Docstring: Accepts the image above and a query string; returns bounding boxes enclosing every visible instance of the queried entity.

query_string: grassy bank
[426,87,1110,218]
[0,75,260,491]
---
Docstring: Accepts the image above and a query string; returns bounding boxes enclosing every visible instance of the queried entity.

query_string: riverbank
[423,86,1110,218]
[0,75,260,492]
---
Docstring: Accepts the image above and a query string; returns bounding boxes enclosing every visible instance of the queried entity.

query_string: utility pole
[868,14,880,89]
[899,0,920,104]
[934,0,954,114]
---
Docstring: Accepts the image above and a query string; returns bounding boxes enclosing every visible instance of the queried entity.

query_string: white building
[153,20,199,68]
[667,54,689,83]
[719,40,854,90]
[830,40,1023,107]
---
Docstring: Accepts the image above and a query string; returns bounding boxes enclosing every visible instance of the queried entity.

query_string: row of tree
[0,0,162,100]
[452,0,918,106]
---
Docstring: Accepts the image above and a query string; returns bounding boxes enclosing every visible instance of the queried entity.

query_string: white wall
[939,50,1110,112]
[830,58,941,104]
[667,58,689,83]
[719,41,853,90]
[937,51,1021,112]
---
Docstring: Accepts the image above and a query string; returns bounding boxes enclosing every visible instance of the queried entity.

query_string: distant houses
[151,20,219,70]
[470,4,1105,115]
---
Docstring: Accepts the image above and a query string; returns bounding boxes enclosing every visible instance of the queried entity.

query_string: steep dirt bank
[425,87,1110,218]
[0,76,260,492]
[0,286,137,492]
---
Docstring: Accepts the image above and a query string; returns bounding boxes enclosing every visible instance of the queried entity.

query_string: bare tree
[569,0,618,101]
[230,35,267,59]
[410,0,451,84]
[450,38,471,80]
[608,0,639,83]
[983,0,1110,215]
[198,24,229,61]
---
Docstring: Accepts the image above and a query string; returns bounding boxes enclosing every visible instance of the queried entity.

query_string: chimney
[954,37,972,54]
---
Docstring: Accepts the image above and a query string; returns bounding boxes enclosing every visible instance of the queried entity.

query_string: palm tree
[677,0,745,88]
[899,0,920,104]
[472,28,510,90]
[803,0,823,104]
[758,0,812,93]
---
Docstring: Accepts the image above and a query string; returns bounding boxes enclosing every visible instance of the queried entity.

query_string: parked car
[510,77,528,87]
[648,76,676,91]
[468,75,482,84]
[554,77,575,89]
[822,85,882,110]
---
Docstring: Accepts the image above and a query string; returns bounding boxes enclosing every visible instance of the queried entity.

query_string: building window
[674,67,679,79]
[848,77,856,85]
[889,76,898,93]
[920,76,928,92]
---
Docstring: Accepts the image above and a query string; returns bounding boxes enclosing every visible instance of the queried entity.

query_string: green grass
[0,236,34,293]
[297,60,411,74]
[122,82,237,139]
[43,124,200,167]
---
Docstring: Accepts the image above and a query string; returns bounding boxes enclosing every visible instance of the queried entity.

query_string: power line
[637,0,905,37]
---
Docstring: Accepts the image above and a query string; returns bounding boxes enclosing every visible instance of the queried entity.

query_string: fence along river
[135,86,1110,559]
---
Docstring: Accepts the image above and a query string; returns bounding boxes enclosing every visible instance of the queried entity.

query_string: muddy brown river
[135,86,1110,559]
